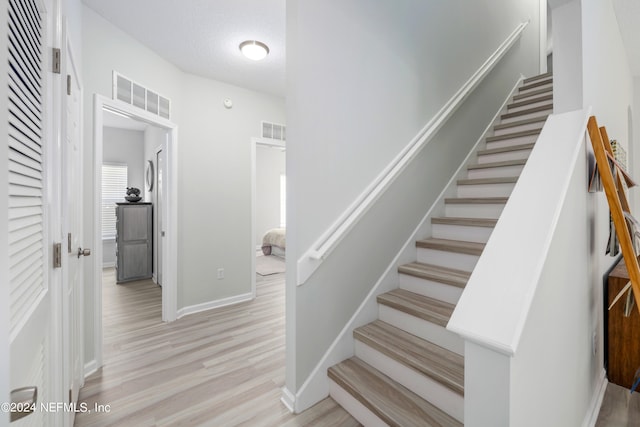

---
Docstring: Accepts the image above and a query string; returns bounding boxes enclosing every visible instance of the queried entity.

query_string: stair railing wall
[287,78,523,413]
[296,21,530,286]
[448,108,608,425]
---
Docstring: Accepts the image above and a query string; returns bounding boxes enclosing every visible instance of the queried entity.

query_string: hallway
[75,270,357,426]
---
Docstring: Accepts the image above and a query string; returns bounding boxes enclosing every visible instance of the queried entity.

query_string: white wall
[509,137,600,426]
[633,78,640,214]
[256,145,285,247]
[286,0,542,397]
[101,127,145,267]
[582,0,634,149]
[81,6,285,363]
[103,127,145,192]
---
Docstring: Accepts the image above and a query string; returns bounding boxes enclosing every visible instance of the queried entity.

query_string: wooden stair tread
[485,128,541,142]
[457,176,519,185]
[478,143,535,156]
[377,289,454,327]
[512,86,552,102]
[493,115,547,131]
[328,358,463,427]
[467,158,526,170]
[523,72,552,84]
[431,217,497,227]
[507,93,553,109]
[501,104,553,120]
[445,196,508,204]
[519,78,552,92]
[416,237,485,256]
[398,262,470,288]
[355,320,464,395]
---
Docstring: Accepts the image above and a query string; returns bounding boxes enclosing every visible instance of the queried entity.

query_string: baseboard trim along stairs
[327,72,553,426]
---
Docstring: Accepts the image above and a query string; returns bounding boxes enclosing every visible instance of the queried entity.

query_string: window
[102,164,128,239]
[280,174,286,228]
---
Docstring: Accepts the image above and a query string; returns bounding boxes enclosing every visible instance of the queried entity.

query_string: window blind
[101,164,127,239]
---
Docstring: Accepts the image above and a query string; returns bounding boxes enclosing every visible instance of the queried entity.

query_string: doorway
[92,96,178,370]
[251,137,286,290]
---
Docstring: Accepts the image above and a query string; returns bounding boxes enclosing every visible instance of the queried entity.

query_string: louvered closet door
[8,0,52,425]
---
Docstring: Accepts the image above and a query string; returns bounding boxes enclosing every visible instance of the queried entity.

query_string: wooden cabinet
[607,256,640,389]
[116,203,152,283]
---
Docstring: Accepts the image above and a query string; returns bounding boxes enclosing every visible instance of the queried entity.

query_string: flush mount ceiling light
[239,40,270,61]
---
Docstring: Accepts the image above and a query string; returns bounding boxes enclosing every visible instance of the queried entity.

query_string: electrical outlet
[217,268,224,280]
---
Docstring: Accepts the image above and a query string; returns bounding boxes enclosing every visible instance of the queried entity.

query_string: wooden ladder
[587,116,640,315]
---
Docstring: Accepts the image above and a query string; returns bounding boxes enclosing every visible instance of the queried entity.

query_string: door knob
[77,247,91,258]
[10,386,37,422]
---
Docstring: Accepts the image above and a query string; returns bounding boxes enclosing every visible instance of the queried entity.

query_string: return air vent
[112,72,171,119]
[262,121,286,141]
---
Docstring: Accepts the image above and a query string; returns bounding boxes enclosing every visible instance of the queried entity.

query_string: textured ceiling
[82,0,286,97]
[613,0,640,77]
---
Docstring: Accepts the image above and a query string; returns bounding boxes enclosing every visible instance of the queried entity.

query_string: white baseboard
[84,359,98,378]
[177,292,254,319]
[582,369,607,427]
[280,387,296,413]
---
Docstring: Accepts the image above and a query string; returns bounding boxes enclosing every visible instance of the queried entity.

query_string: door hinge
[52,48,61,74]
[53,243,62,268]
[67,75,71,95]
[68,233,72,253]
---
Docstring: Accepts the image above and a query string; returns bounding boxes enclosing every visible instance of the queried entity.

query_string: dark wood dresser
[607,256,640,389]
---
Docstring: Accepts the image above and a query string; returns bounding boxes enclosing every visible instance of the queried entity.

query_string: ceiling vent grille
[112,71,171,119]
[262,121,286,142]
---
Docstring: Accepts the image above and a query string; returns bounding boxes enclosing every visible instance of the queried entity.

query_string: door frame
[92,95,178,370]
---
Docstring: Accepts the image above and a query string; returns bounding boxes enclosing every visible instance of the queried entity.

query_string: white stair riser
[378,305,464,355]
[485,134,539,150]
[518,81,552,94]
[493,121,545,136]
[477,149,532,164]
[501,108,553,124]
[398,273,463,305]
[457,182,515,198]
[431,223,493,243]
[328,379,389,427]
[467,164,524,179]
[507,99,552,114]
[445,202,505,219]
[417,247,480,271]
[355,341,465,423]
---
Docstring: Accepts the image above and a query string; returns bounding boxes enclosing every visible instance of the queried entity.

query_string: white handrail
[297,21,530,286]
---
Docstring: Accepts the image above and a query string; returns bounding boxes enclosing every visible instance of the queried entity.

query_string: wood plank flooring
[595,382,640,427]
[74,269,359,427]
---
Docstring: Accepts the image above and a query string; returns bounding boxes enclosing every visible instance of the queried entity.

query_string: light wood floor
[595,382,640,426]
[74,269,359,427]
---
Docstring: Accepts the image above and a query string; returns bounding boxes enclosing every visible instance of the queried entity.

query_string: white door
[6,0,55,425]
[61,26,84,427]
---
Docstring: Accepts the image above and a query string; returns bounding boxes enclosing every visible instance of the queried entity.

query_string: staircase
[327,72,553,426]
